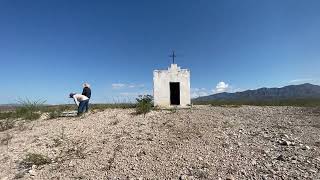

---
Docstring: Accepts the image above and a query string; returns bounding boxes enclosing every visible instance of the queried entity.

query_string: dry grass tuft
[21,153,51,168]
[0,119,15,132]
[0,133,13,146]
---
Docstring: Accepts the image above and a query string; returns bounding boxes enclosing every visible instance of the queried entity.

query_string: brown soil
[0,105,320,179]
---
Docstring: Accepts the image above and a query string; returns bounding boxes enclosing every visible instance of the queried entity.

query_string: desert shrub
[109,119,120,125]
[42,103,135,114]
[15,98,45,120]
[40,105,74,113]
[0,133,13,145]
[47,107,67,119]
[91,103,136,111]
[0,112,15,120]
[0,119,15,132]
[54,140,87,162]
[52,138,63,147]
[193,98,320,107]
[135,95,153,117]
[17,122,28,131]
[169,107,177,113]
[41,105,76,119]
[22,112,41,120]
[14,172,25,179]
[21,153,51,168]
[48,111,62,119]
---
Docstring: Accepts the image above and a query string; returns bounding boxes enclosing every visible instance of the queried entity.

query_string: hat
[69,93,76,98]
[83,83,90,88]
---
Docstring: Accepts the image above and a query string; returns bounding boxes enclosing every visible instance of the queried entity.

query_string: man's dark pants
[78,99,89,115]
[85,99,90,112]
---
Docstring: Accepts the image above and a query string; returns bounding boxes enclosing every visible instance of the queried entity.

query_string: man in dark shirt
[82,83,91,112]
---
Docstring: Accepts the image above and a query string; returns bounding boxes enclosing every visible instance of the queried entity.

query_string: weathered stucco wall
[153,64,191,108]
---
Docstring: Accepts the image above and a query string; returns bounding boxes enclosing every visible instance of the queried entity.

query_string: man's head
[69,93,76,98]
[83,83,90,88]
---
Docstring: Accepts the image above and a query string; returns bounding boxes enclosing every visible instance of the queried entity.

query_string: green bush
[0,119,15,132]
[40,105,74,113]
[192,98,320,107]
[21,153,51,168]
[48,111,62,119]
[135,95,153,117]
[0,112,15,120]
[91,103,136,111]
[16,98,45,120]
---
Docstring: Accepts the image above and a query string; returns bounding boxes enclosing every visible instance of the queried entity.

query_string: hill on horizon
[193,83,320,106]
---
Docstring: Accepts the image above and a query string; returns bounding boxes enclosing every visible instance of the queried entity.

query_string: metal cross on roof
[169,50,176,64]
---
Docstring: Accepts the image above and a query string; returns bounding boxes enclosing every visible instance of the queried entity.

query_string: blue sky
[0,0,320,104]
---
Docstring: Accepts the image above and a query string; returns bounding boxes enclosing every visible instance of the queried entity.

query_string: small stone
[279,140,291,146]
[198,156,203,161]
[179,175,188,180]
[226,175,235,180]
[302,145,310,150]
[68,160,75,167]
[261,175,268,180]
[263,149,270,155]
[240,170,246,175]
[265,163,272,168]
[309,169,317,173]
[251,160,257,165]
[276,155,285,161]
[28,169,36,176]
[236,142,242,147]
[269,169,276,174]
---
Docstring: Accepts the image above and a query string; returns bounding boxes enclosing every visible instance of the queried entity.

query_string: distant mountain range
[193,83,320,102]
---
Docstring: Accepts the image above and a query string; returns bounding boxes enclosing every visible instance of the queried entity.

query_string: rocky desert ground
[0,105,320,180]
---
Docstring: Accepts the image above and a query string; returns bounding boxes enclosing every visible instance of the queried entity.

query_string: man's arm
[73,96,80,106]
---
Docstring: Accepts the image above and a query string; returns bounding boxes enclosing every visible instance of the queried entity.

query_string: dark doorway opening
[170,82,180,105]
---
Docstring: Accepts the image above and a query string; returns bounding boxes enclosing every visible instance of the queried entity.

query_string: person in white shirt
[69,93,89,115]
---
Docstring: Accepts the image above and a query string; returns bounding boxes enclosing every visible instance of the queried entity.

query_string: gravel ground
[0,105,320,180]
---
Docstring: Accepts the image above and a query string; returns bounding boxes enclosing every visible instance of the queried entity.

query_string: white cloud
[119,92,137,96]
[213,81,229,93]
[198,91,208,97]
[119,90,152,97]
[112,83,126,89]
[112,83,145,89]
[191,88,209,98]
[128,84,145,88]
[231,88,243,93]
[191,82,240,97]
[289,78,313,83]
